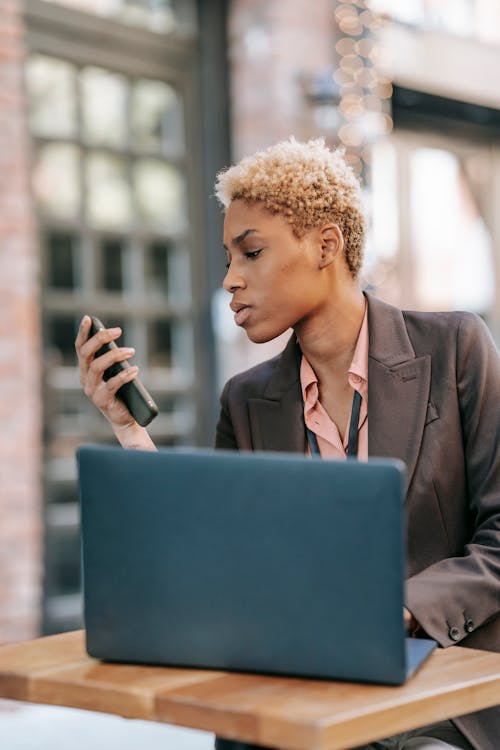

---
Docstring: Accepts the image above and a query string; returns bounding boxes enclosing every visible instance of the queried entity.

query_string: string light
[333,0,393,180]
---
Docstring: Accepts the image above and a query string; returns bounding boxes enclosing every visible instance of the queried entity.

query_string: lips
[230,301,252,326]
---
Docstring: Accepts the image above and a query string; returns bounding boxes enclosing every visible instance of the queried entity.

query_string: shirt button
[464,618,474,633]
[449,626,461,642]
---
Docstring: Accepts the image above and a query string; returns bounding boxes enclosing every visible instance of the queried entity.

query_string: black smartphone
[88,316,158,427]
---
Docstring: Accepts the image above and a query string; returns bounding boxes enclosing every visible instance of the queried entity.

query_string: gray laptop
[77,445,436,686]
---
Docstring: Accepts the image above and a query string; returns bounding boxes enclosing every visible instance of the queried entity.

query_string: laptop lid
[77,445,430,685]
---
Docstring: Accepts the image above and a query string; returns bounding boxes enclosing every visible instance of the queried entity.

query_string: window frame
[24,0,230,633]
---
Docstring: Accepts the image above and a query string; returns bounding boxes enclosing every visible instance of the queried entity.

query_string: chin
[244,325,287,345]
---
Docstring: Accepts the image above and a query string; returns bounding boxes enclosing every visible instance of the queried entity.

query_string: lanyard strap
[346,389,362,459]
[296,343,361,460]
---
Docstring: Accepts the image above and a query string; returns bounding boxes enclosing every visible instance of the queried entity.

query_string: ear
[318,224,344,269]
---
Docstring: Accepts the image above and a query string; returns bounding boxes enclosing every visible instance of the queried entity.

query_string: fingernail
[126,347,135,353]
[80,315,88,326]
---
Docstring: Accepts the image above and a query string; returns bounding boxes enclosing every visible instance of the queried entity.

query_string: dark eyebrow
[223,228,258,251]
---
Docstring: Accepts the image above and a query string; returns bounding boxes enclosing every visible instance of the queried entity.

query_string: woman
[76,138,499,750]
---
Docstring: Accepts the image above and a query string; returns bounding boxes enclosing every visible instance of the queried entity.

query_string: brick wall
[219,0,336,377]
[0,0,42,642]
[229,0,335,160]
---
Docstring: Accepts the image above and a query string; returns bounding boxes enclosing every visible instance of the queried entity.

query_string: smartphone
[88,316,158,427]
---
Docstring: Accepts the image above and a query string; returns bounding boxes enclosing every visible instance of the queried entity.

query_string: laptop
[77,445,436,686]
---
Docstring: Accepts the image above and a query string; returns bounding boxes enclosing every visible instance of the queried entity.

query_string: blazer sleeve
[405,313,500,647]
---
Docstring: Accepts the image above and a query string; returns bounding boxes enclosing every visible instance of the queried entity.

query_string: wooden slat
[0,631,222,719]
[28,660,224,720]
[0,630,88,701]
[154,647,500,749]
[0,631,500,750]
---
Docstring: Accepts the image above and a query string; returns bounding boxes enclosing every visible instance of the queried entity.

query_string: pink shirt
[300,304,369,460]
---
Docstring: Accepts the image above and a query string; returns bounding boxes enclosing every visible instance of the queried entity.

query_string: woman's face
[222,200,328,343]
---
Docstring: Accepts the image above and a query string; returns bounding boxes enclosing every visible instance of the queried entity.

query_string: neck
[295,284,366,382]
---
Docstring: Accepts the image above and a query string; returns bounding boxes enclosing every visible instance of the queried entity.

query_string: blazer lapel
[248,336,306,453]
[366,293,431,489]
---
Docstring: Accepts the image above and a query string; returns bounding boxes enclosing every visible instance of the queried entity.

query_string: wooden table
[0,631,499,750]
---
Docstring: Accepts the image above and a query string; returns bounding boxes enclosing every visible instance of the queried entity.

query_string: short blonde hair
[215,137,365,277]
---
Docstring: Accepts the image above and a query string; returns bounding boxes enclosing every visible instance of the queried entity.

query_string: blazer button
[464,619,474,633]
[449,626,461,641]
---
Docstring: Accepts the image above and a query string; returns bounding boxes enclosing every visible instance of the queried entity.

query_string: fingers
[74,315,91,351]
[76,314,136,391]
[84,346,137,396]
[77,319,122,360]
[76,315,120,378]
[89,346,136,377]
[92,364,139,410]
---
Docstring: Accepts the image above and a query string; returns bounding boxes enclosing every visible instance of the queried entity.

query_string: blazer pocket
[425,401,439,426]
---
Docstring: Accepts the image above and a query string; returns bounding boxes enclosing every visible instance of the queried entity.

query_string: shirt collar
[348,299,369,382]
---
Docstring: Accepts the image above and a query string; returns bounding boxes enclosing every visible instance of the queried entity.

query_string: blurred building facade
[0,0,499,642]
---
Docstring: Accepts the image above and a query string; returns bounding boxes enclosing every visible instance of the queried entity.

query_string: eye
[245,249,262,261]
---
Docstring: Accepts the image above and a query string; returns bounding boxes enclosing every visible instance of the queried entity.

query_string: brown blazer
[215,292,500,750]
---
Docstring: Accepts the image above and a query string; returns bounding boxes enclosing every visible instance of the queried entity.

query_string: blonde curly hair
[215,137,365,277]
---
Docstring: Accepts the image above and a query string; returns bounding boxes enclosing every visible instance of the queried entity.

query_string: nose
[223,264,246,293]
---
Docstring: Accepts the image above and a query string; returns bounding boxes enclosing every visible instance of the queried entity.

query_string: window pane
[81,67,128,148]
[133,159,185,231]
[46,315,79,366]
[144,243,191,305]
[39,0,195,34]
[86,153,131,227]
[53,390,85,420]
[46,528,81,596]
[131,79,184,156]
[33,144,81,218]
[50,482,79,504]
[97,237,125,291]
[145,241,170,296]
[25,55,77,139]
[410,147,495,313]
[148,319,171,367]
[154,394,195,424]
[46,232,79,289]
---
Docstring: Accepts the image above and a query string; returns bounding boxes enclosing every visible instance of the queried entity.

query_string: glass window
[50,482,79,505]
[133,159,185,231]
[131,79,184,156]
[46,528,81,596]
[39,0,196,34]
[26,0,206,634]
[46,232,79,289]
[81,66,128,148]
[54,390,86,423]
[86,153,131,227]
[33,144,81,219]
[97,237,125,292]
[148,319,172,367]
[144,241,170,296]
[410,147,495,313]
[46,315,80,366]
[25,55,77,139]
[367,0,500,44]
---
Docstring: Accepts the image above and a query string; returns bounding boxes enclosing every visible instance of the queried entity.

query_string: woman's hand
[404,607,421,637]
[75,316,156,450]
